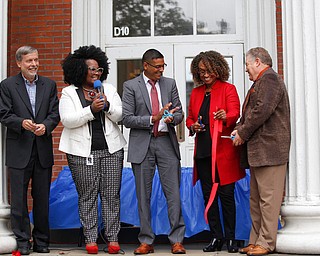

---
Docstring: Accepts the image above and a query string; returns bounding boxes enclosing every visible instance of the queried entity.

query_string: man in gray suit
[122,49,186,254]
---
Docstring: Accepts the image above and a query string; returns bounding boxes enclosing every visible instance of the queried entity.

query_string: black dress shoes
[226,239,238,253]
[203,238,224,252]
[33,245,50,253]
[18,247,30,255]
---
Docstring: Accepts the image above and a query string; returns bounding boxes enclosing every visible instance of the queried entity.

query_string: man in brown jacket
[231,47,290,256]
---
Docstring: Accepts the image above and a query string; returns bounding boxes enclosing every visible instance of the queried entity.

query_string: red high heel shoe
[108,244,121,254]
[86,244,98,254]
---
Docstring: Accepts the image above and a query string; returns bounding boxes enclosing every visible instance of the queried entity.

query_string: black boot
[226,239,238,253]
[203,238,224,252]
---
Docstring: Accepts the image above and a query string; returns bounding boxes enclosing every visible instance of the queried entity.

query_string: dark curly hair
[190,50,230,85]
[61,45,109,87]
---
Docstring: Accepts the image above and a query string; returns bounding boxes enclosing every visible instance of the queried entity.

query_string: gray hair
[15,46,38,61]
[246,47,273,67]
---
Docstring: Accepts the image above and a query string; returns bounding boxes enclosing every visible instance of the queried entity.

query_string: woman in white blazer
[59,45,126,254]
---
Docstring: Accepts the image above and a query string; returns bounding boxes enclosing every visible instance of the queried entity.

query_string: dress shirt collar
[22,73,39,85]
[143,72,158,86]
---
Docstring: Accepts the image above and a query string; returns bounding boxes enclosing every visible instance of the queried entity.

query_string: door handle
[176,114,185,142]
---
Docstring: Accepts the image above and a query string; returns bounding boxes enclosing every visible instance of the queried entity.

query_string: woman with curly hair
[186,51,245,253]
[59,45,126,254]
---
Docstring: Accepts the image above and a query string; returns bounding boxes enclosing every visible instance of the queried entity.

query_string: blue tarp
[36,167,252,239]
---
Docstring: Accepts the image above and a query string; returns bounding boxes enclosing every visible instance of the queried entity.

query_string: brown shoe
[238,244,255,254]
[171,242,186,254]
[247,245,269,256]
[134,243,154,255]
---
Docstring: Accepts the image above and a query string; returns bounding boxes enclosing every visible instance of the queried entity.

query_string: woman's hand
[191,116,205,133]
[91,97,105,112]
[214,109,227,121]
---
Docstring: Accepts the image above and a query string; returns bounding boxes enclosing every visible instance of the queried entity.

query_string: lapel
[138,74,152,114]
[159,77,168,108]
[15,74,34,117]
[35,76,45,118]
[76,86,87,107]
[242,82,256,116]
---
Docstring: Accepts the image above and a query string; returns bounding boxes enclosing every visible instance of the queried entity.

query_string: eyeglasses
[198,69,214,76]
[145,62,167,70]
[88,66,104,74]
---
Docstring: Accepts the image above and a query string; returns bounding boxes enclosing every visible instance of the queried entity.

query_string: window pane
[116,59,142,97]
[185,56,233,116]
[197,0,236,34]
[155,0,193,36]
[113,0,151,37]
[225,57,233,83]
[185,58,194,117]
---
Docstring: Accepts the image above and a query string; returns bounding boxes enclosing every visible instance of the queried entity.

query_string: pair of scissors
[221,135,235,140]
[198,115,205,129]
[162,109,173,119]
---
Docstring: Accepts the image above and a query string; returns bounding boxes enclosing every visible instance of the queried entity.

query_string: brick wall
[275,0,283,77]
[7,0,71,210]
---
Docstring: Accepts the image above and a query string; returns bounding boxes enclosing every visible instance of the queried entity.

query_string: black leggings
[196,157,236,239]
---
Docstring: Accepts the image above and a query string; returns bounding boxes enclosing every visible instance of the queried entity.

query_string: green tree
[113,0,151,37]
[155,0,193,36]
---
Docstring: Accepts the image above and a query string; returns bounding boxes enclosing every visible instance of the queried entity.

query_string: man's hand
[22,119,37,132]
[22,119,46,136]
[231,130,245,146]
[152,102,173,123]
[163,106,179,123]
[33,124,46,136]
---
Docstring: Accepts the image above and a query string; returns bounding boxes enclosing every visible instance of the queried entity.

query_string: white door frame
[106,45,173,167]
[106,43,244,167]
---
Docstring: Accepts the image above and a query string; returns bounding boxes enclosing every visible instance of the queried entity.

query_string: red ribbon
[204,107,223,223]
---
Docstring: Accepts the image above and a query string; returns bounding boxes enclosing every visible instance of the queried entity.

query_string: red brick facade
[6,0,283,210]
[7,0,71,177]
[7,0,71,209]
[276,0,283,77]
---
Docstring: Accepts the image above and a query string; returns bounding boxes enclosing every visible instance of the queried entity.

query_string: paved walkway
[2,243,312,256]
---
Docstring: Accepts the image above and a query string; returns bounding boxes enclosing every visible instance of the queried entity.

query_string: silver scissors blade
[221,135,235,140]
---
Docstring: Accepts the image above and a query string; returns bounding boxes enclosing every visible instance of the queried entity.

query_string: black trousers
[196,157,236,239]
[9,142,52,248]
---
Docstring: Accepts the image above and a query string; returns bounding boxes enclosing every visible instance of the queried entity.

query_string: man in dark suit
[122,49,186,254]
[0,46,60,255]
[232,47,290,256]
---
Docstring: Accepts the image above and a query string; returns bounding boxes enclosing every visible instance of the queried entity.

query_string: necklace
[205,91,211,96]
[83,87,97,99]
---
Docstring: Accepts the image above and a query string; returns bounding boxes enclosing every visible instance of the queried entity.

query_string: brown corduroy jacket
[236,68,291,168]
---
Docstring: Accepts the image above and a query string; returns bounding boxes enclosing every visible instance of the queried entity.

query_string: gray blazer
[237,68,291,167]
[122,74,183,164]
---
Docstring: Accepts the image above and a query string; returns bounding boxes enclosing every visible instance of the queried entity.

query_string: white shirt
[143,73,168,132]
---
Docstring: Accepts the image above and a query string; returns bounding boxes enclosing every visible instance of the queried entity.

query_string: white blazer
[59,82,126,157]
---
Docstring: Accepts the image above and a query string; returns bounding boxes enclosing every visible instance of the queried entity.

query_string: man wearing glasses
[122,49,186,254]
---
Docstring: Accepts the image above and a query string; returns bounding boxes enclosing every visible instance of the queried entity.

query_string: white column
[72,0,101,51]
[0,1,17,253]
[276,0,320,254]
[244,0,277,91]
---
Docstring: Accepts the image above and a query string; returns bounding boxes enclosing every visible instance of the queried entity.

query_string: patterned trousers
[67,148,124,244]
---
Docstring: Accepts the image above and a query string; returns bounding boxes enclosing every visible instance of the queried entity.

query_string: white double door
[106,44,245,167]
